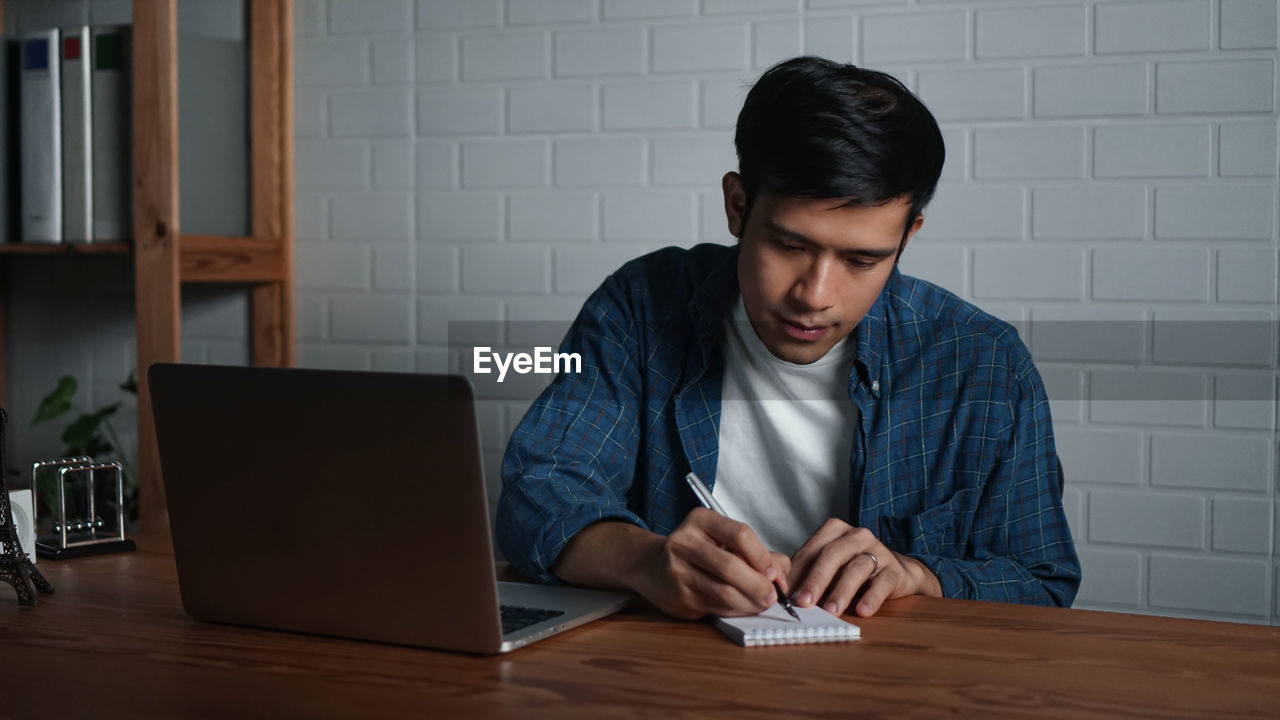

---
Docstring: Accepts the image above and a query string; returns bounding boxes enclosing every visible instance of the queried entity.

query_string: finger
[684,543,777,608]
[669,521,777,608]
[792,527,877,607]
[818,552,879,616]
[788,518,856,589]
[769,552,792,594]
[695,510,778,578]
[853,565,902,617]
[684,563,774,616]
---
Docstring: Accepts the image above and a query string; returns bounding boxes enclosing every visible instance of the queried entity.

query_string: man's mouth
[779,316,831,341]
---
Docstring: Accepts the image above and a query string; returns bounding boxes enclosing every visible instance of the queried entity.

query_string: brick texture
[1088,491,1205,549]
[1149,554,1270,617]
[1151,432,1272,492]
[976,6,1085,59]
[1095,1,1210,55]
[1034,64,1147,118]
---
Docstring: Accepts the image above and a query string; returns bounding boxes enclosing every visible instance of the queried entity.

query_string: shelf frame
[0,0,294,533]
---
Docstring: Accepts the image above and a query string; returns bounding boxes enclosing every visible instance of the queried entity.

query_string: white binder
[60,25,93,242]
[20,29,62,243]
[91,27,130,242]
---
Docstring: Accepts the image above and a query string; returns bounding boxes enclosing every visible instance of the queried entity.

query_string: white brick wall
[862,11,966,64]
[975,6,1087,60]
[462,32,549,80]
[1088,491,1206,549]
[921,67,1026,121]
[973,126,1085,179]
[1149,554,1271,617]
[1156,59,1275,114]
[3,0,1277,626]
[461,138,549,187]
[1032,186,1147,239]
[330,0,412,34]
[1034,63,1148,118]
[1094,1,1210,55]
[554,137,645,185]
[509,192,596,241]
[509,84,597,132]
[603,81,697,129]
[1092,248,1209,301]
[1093,124,1212,178]
[554,26,646,75]
[652,23,748,72]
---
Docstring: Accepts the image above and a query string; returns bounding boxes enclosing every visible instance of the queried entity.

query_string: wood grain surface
[179,234,287,283]
[248,0,294,368]
[131,0,180,535]
[4,535,1278,719]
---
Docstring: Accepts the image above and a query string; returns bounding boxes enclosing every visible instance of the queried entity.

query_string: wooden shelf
[0,242,132,255]
[0,238,287,285]
[0,0,294,534]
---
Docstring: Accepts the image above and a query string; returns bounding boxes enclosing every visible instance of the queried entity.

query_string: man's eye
[846,257,877,269]
[774,238,803,252]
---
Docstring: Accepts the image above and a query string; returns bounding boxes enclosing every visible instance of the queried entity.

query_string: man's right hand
[550,510,790,620]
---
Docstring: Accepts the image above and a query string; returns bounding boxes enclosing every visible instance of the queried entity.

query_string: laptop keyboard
[500,605,565,635]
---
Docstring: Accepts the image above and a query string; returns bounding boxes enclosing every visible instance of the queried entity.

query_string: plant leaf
[95,403,121,420]
[61,414,101,449]
[31,376,78,427]
[61,403,121,453]
[83,437,113,458]
[120,371,138,395]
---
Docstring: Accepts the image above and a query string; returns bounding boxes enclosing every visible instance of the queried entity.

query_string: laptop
[148,363,631,654]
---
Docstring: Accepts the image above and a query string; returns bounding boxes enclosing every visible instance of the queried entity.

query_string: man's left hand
[787,519,942,617]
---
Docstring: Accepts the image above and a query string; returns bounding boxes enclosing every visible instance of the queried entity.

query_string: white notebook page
[713,604,861,647]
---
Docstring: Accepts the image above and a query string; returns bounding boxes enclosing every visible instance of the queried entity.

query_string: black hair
[734,56,945,244]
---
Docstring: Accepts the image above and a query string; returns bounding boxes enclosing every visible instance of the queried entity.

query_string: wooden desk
[4,536,1279,719]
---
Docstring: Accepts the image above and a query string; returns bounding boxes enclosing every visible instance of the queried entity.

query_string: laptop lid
[150,363,514,653]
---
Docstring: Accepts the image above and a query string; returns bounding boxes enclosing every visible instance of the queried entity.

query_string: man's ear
[897,213,925,259]
[722,172,747,239]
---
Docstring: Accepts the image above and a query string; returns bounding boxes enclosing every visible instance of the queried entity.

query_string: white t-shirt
[712,296,861,555]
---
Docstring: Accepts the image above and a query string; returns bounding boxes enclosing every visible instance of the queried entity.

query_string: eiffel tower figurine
[0,408,54,605]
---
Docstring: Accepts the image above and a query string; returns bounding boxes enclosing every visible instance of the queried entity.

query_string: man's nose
[790,256,835,311]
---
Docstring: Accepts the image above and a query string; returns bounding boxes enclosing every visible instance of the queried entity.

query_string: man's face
[725,173,923,365]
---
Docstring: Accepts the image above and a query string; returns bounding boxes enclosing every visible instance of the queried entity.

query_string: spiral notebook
[713,604,861,647]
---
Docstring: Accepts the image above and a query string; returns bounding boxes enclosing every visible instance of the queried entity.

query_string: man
[496,56,1080,620]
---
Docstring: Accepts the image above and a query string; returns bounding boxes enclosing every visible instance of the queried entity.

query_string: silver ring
[861,551,879,576]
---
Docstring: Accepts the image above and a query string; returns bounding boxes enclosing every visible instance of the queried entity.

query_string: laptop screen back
[149,364,506,652]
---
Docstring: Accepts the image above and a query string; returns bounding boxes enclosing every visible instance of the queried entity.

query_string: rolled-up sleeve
[495,274,648,583]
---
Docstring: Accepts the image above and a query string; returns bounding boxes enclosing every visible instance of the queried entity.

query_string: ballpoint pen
[684,471,801,622]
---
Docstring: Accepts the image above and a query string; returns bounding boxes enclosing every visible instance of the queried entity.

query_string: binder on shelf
[19,29,61,244]
[60,25,93,242]
[91,27,130,242]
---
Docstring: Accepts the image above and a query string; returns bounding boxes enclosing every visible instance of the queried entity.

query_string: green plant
[30,372,139,526]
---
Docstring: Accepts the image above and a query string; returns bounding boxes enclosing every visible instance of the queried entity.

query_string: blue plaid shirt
[497,244,1080,607]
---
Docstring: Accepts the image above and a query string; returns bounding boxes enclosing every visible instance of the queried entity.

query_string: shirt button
[871,380,880,393]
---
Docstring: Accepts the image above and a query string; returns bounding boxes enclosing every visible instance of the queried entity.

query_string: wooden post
[249,0,294,367]
[133,0,180,533]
